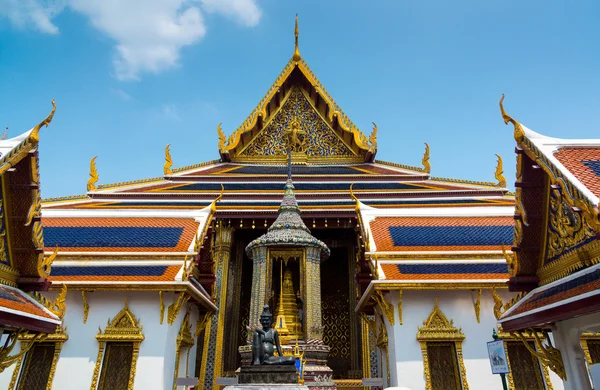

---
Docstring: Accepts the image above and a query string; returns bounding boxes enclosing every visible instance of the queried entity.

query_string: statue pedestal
[239,365,298,384]
[238,341,336,389]
[225,386,308,390]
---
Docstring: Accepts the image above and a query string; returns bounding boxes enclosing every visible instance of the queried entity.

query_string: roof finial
[499,94,525,142]
[293,14,301,61]
[87,156,99,192]
[164,144,173,175]
[1,126,7,140]
[422,143,431,174]
[494,154,507,188]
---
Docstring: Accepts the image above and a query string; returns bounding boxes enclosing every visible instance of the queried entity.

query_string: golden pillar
[304,246,323,341]
[247,246,268,336]
[199,223,234,389]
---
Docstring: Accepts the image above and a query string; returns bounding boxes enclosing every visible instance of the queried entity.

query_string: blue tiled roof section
[529,267,600,303]
[388,226,514,247]
[230,165,366,175]
[583,161,600,176]
[396,263,508,274]
[45,227,183,248]
[108,199,492,208]
[50,266,169,276]
[171,182,426,191]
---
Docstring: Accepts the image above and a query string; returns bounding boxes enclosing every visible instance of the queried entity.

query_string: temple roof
[518,124,600,206]
[216,18,376,164]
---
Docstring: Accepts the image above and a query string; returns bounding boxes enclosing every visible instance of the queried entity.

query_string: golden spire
[494,154,507,188]
[87,156,99,192]
[164,144,173,175]
[293,14,301,61]
[422,143,431,174]
[499,94,525,142]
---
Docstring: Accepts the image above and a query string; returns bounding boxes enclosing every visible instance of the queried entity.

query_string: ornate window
[172,309,195,390]
[582,333,600,365]
[417,299,468,390]
[90,302,144,390]
[9,326,68,390]
[497,330,554,390]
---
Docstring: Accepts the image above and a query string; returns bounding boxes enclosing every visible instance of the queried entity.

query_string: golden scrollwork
[29,99,56,144]
[499,94,525,142]
[293,14,301,61]
[38,245,58,279]
[195,312,212,337]
[375,320,391,386]
[82,291,89,324]
[368,122,378,153]
[167,292,190,326]
[0,330,47,374]
[87,156,99,192]
[422,143,431,174]
[30,284,67,319]
[9,325,68,390]
[32,221,43,249]
[417,298,469,390]
[164,144,173,175]
[159,291,165,325]
[372,290,394,326]
[495,154,507,188]
[91,301,144,390]
[473,289,482,323]
[492,287,524,321]
[502,244,519,277]
[24,190,41,227]
[173,308,194,390]
[546,182,597,262]
[181,255,191,281]
[511,329,566,381]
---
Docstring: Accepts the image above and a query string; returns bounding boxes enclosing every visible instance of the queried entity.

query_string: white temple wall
[383,289,565,390]
[0,290,199,390]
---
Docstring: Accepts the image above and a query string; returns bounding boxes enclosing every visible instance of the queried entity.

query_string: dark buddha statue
[252,305,295,365]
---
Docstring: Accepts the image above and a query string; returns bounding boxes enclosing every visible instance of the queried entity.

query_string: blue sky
[1,0,599,198]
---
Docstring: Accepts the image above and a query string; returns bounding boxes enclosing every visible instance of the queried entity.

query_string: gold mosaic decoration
[240,87,354,159]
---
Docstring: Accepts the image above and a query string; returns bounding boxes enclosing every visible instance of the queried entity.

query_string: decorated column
[305,246,323,340]
[248,246,268,334]
[199,222,234,389]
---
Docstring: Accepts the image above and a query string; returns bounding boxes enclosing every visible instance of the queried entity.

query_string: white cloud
[111,88,132,101]
[162,104,180,121]
[0,0,62,34]
[0,0,262,80]
[200,0,261,27]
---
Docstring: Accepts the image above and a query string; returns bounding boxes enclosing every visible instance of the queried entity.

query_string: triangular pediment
[217,58,377,164]
[238,86,357,160]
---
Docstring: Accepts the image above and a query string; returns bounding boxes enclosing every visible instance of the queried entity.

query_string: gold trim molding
[90,301,144,390]
[417,298,469,390]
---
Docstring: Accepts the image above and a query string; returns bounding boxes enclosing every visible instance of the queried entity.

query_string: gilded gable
[238,87,356,161]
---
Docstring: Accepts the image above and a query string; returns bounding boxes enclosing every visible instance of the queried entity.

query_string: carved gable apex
[238,86,357,162]
[217,58,377,164]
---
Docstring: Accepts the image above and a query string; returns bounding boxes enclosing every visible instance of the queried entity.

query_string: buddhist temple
[3,16,596,390]
[495,96,600,390]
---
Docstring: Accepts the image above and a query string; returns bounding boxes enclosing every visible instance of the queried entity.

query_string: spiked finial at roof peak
[293,14,301,61]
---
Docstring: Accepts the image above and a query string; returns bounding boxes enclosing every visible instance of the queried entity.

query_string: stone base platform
[239,365,298,384]
[224,386,308,390]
